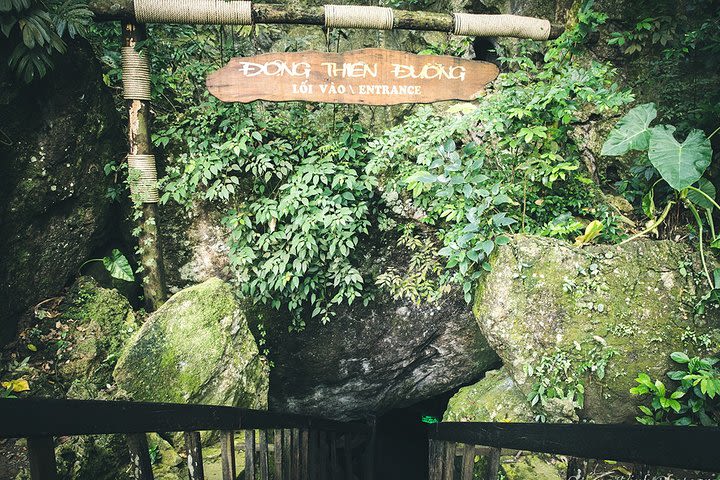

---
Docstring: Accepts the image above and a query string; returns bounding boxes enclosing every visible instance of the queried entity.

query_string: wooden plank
[461,444,474,480]
[301,429,309,480]
[428,439,444,480]
[329,432,339,478]
[274,429,283,480]
[0,398,370,438]
[258,430,270,480]
[220,431,236,480]
[318,431,328,480]
[283,429,292,480]
[308,429,318,480]
[427,422,720,473]
[363,418,376,480]
[207,49,499,106]
[184,431,204,480]
[292,428,300,480]
[566,457,586,480]
[245,429,256,480]
[486,447,500,480]
[343,433,353,480]
[27,437,58,480]
[442,442,455,480]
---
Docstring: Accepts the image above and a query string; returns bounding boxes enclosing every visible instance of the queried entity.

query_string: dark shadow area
[374,391,456,480]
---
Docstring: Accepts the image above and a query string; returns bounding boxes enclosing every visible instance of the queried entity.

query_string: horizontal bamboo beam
[88,1,564,39]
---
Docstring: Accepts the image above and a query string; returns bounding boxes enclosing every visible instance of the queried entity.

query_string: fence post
[486,447,501,480]
[184,431,204,480]
[363,416,376,480]
[566,457,587,480]
[27,437,58,480]
[220,430,236,480]
[126,433,154,480]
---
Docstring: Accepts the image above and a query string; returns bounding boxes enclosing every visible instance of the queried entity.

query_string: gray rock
[0,39,123,343]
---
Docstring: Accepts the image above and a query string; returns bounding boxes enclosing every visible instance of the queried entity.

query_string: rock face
[263,230,499,420]
[443,368,532,423]
[114,278,269,408]
[474,235,720,423]
[0,39,124,343]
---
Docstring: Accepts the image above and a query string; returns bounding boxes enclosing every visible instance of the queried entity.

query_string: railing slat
[220,430,236,480]
[460,444,474,480]
[274,429,283,480]
[245,429,256,480]
[184,431,204,480]
[343,433,353,480]
[309,429,318,480]
[330,432,340,478]
[486,447,500,480]
[442,441,455,480]
[566,457,586,480]
[301,428,310,480]
[318,431,328,480]
[283,428,292,480]
[259,429,270,480]
[292,428,300,480]
[428,439,443,480]
[27,436,58,480]
[126,433,154,480]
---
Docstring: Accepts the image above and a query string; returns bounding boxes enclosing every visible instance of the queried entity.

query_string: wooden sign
[206,48,499,106]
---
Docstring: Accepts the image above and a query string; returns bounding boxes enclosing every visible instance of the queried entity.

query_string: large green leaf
[601,103,657,156]
[103,249,134,282]
[648,126,712,191]
[687,178,716,210]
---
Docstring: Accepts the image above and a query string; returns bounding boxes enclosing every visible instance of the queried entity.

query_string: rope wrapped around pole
[121,46,151,100]
[133,0,253,25]
[127,154,159,203]
[324,4,394,30]
[453,13,551,40]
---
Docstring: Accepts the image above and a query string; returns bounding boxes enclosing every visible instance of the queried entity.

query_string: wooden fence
[0,398,374,480]
[427,421,720,480]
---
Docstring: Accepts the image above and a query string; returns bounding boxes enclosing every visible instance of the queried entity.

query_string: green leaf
[102,249,134,282]
[601,103,657,156]
[574,220,603,247]
[686,178,716,210]
[670,352,690,364]
[641,189,655,219]
[648,126,712,191]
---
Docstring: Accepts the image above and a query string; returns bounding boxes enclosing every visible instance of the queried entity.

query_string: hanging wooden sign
[206,48,499,106]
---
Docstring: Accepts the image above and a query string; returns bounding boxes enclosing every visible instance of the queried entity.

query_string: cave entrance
[373,390,457,480]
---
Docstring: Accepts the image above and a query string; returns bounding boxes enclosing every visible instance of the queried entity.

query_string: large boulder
[263,230,499,420]
[474,235,720,423]
[0,39,124,343]
[114,278,269,408]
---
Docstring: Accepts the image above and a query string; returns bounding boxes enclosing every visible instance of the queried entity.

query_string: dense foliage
[1,0,91,81]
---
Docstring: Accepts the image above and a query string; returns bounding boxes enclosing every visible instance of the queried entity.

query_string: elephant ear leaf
[687,178,716,210]
[648,126,712,191]
[103,249,134,282]
[601,103,657,156]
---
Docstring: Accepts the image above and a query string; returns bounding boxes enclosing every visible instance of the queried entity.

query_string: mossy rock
[113,278,269,408]
[444,367,533,423]
[57,276,138,385]
[502,454,565,480]
[474,235,720,423]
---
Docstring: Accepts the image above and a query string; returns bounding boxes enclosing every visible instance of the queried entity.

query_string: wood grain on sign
[206,48,499,105]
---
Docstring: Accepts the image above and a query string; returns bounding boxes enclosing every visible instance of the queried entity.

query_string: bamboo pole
[92,1,563,39]
[122,21,168,311]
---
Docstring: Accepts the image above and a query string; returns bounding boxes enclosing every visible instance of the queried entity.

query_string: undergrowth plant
[368,5,631,300]
[601,103,719,300]
[1,0,92,81]
[631,352,720,426]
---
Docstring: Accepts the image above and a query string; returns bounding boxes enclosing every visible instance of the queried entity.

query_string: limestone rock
[443,368,533,423]
[474,235,720,422]
[0,39,124,343]
[114,278,269,408]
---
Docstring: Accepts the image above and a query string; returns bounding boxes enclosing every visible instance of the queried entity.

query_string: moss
[502,454,564,480]
[113,278,269,408]
[473,235,720,423]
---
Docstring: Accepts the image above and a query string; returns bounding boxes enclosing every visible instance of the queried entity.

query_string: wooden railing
[427,421,720,480]
[0,398,375,480]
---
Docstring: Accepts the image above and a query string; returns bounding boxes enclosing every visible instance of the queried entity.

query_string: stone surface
[0,39,124,343]
[474,235,720,422]
[113,278,269,408]
[443,367,533,423]
[263,232,499,420]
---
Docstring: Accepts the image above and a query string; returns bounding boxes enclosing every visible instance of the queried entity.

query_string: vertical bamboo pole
[121,22,168,311]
